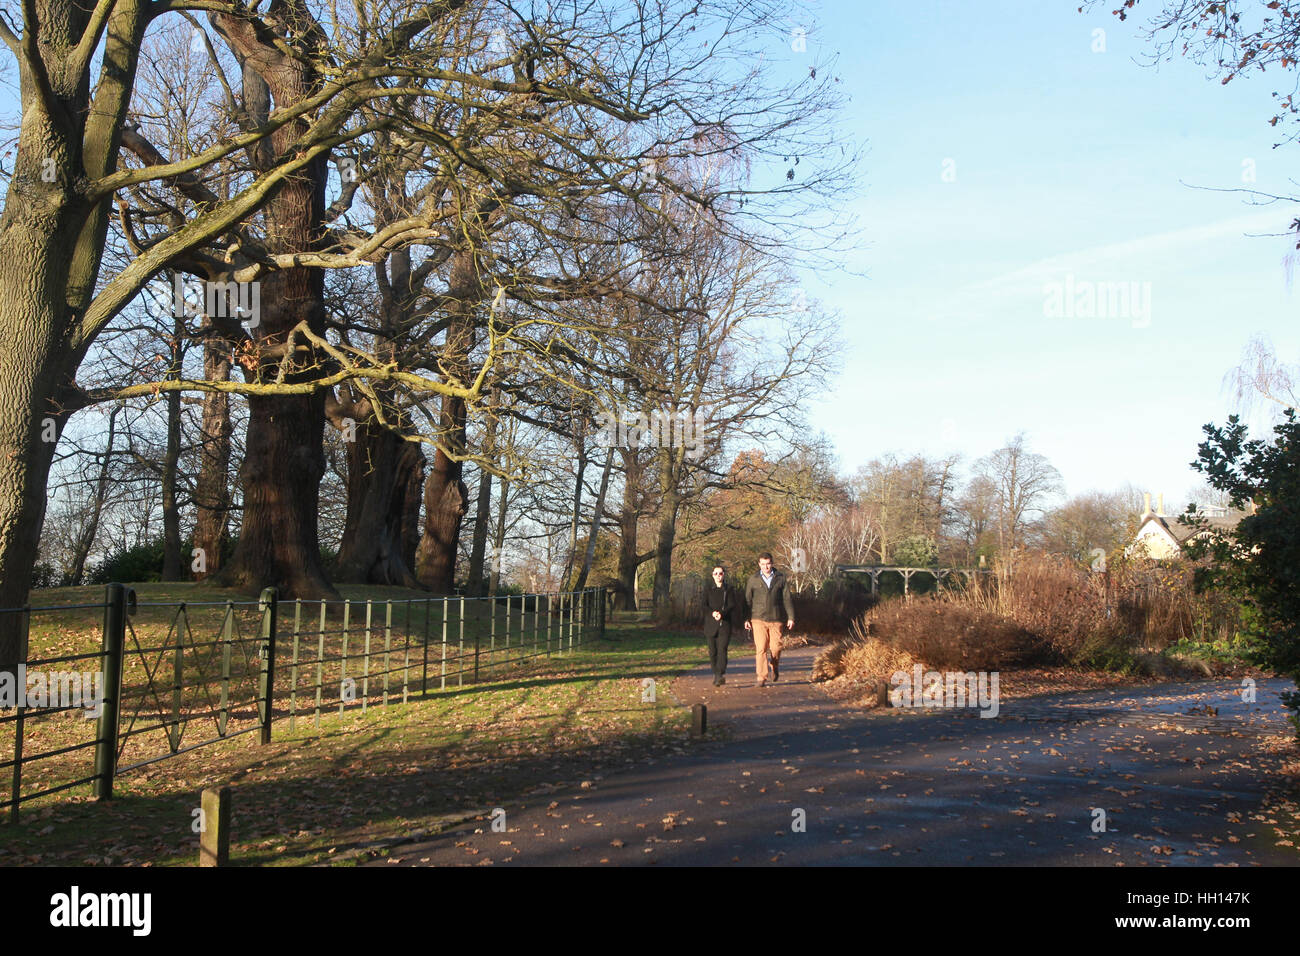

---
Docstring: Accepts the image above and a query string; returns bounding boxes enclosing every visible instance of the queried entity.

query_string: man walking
[744,552,795,688]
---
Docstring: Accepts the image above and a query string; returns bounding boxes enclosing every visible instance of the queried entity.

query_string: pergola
[834,564,990,598]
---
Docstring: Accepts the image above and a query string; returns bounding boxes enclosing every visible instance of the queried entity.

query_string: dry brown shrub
[818,550,1243,681]
[853,596,1037,671]
[960,552,1114,660]
[811,635,919,684]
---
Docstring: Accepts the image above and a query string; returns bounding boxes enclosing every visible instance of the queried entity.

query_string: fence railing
[0,584,606,824]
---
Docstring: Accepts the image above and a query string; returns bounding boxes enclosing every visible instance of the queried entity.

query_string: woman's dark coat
[703,581,735,637]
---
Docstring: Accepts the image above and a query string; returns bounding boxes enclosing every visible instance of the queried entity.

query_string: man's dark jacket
[745,570,796,623]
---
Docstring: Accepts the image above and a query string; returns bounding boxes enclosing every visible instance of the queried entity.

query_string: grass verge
[0,618,705,867]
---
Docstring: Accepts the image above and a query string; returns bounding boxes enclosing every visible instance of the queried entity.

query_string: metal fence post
[258,587,278,745]
[377,599,389,705]
[313,600,325,728]
[400,600,408,705]
[219,602,233,735]
[340,600,351,716]
[289,599,302,732]
[362,599,372,714]
[170,606,184,752]
[314,600,326,729]
[441,597,449,691]
[94,583,129,800]
[471,596,480,683]
[422,598,431,696]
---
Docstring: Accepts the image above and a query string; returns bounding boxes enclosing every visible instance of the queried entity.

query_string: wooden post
[691,703,707,736]
[874,680,891,707]
[199,787,232,867]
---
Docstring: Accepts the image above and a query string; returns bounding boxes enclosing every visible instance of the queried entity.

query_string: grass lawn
[0,584,710,866]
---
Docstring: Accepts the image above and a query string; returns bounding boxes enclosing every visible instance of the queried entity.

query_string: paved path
[369,646,1299,866]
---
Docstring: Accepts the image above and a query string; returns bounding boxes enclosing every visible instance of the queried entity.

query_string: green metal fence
[0,584,606,824]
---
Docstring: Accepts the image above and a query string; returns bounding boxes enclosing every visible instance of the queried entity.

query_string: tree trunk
[224,369,335,598]
[0,185,89,670]
[160,310,184,580]
[651,497,679,619]
[613,448,645,611]
[466,401,498,596]
[416,421,468,594]
[214,21,337,600]
[651,448,682,617]
[67,406,121,586]
[398,441,423,575]
[0,0,146,673]
[217,197,336,598]
[467,466,493,596]
[336,421,425,587]
[562,434,588,588]
[573,446,614,592]
[415,255,480,592]
[193,321,233,579]
[489,470,510,595]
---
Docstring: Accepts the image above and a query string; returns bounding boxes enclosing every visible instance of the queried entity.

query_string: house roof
[1139,511,1246,545]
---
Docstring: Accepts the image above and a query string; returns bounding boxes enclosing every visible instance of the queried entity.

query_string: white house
[1128,492,1247,559]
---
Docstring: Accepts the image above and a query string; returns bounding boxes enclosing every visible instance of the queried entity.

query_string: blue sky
[790,0,1300,508]
[3,1,1295,516]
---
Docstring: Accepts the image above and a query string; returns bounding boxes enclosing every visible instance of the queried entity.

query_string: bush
[88,538,171,584]
[850,596,1038,671]
[30,562,62,589]
[88,534,240,584]
[891,534,938,567]
[790,580,876,636]
[963,552,1114,661]
[1184,410,1300,734]
[812,634,920,687]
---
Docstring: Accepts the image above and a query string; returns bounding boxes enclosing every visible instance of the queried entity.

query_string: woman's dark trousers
[707,627,731,680]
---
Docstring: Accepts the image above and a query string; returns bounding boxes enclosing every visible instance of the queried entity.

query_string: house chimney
[1157,492,1164,517]
[1141,492,1152,520]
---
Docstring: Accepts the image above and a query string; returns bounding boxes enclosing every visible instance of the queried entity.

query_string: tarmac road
[367,644,1299,866]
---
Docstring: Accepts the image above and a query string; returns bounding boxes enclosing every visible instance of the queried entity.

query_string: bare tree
[1226,334,1299,418]
[973,434,1065,563]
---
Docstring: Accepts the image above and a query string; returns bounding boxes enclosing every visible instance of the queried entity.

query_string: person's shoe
[718,676,725,686]
[758,679,767,688]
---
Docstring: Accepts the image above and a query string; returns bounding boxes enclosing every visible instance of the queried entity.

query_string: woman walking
[703,565,735,686]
